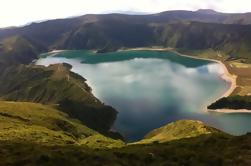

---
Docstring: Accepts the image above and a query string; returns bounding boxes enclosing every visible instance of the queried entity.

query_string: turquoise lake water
[37,50,251,141]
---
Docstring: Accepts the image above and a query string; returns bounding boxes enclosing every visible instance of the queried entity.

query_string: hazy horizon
[1,0,251,28]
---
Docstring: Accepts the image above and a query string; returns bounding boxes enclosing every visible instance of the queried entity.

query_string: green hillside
[135,120,222,144]
[153,22,251,62]
[0,64,117,133]
[0,35,118,134]
[0,101,123,148]
[0,119,250,166]
[0,99,249,165]
[0,35,42,65]
[51,21,251,62]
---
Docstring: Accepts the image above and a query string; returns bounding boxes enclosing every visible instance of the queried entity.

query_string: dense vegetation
[208,96,251,110]
[136,120,221,144]
[0,101,123,148]
[0,133,250,166]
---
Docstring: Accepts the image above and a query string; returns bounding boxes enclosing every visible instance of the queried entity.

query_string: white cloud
[0,0,251,28]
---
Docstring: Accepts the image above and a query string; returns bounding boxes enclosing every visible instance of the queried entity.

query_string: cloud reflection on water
[36,56,229,141]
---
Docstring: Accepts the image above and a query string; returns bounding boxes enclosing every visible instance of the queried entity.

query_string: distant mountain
[104,10,151,15]
[154,9,251,24]
[196,9,220,15]
[1,9,251,64]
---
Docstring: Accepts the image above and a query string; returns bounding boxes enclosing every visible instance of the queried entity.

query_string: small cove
[37,50,251,141]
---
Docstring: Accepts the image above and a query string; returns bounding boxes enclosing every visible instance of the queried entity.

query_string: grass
[0,101,250,165]
[0,133,250,166]
[134,120,222,144]
[0,64,118,133]
[0,101,123,148]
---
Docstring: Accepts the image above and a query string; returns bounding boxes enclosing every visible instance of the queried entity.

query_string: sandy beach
[168,50,250,113]
[49,50,66,53]
[214,61,237,98]
[118,47,174,52]
[170,50,237,98]
[208,109,251,114]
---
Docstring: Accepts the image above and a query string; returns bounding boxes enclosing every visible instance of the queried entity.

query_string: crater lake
[36,50,251,141]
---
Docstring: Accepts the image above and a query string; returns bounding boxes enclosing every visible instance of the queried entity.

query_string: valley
[0,8,251,165]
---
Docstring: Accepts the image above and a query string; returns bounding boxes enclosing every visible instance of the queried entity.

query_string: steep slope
[46,22,251,62]
[0,101,123,148]
[0,24,120,136]
[152,22,251,62]
[0,35,43,65]
[135,120,221,144]
[54,21,251,62]
[0,18,83,48]
[0,64,117,133]
[0,63,94,104]
[55,21,155,51]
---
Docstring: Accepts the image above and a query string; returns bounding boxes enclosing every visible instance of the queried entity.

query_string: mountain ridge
[1,10,251,63]
[3,8,251,30]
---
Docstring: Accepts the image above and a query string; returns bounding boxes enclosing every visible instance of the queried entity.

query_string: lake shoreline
[49,49,66,53]
[45,48,247,113]
[208,109,251,114]
[119,47,244,114]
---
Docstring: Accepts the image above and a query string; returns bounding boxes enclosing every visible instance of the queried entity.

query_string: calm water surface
[37,50,251,141]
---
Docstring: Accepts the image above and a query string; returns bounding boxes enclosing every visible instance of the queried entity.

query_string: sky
[0,0,251,28]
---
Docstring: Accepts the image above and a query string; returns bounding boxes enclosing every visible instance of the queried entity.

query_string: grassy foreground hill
[135,120,221,144]
[0,115,250,166]
[0,101,124,148]
[2,134,251,166]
